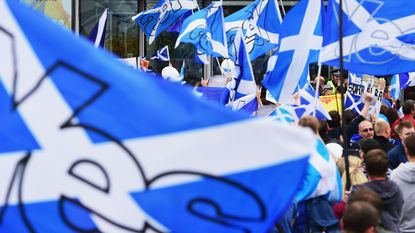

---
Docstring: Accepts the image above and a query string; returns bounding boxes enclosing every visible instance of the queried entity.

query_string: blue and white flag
[295,139,342,202]
[262,0,325,104]
[229,30,258,114]
[87,9,108,48]
[132,0,197,44]
[390,72,415,100]
[270,105,297,124]
[151,45,170,61]
[0,1,316,232]
[176,2,228,58]
[298,84,332,120]
[195,49,209,64]
[225,0,282,61]
[167,10,192,33]
[320,0,415,75]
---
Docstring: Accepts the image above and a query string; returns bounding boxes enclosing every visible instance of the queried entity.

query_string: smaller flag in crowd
[87,8,108,48]
[176,1,228,58]
[390,72,415,100]
[151,45,170,61]
[132,0,197,44]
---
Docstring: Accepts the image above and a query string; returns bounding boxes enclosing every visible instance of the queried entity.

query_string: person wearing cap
[328,69,348,94]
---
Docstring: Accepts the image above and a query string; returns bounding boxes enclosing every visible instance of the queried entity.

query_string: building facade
[23,0,303,84]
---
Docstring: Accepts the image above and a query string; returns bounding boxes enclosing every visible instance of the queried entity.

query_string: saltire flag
[0,1,316,232]
[299,84,332,120]
[270,105,297,124]
[176,1,228,58]
[87,8,108,48]
[320,0,415,75]
[390,72,415,100]
[344,73,366,114]
[225,0,282,61]
[151,45,170,61]
[166,10,192,33]
[194,86,230,106]
[295,139,342,202]
[262,0,325,104]
[229,30,258,114]
[195,49,209,64]
[132,0,197,44]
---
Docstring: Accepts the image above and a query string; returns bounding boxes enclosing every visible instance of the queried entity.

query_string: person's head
[348,187,383,213]
[383,86,390,100]
[374,120,391,139]
[331,69,342,87]
[342,201,379,233]
[396,120,415,145]
[328,110,341,128]
[364,149,388,178]
[299,116,320,135]
[385,108,399,127]
[402,100,415,115]
[319,120,328,138]
[358,120,374,139]
[344,110,356,125]
[311,76,325,89]
[404,134,415,159]
[359,139,382,157]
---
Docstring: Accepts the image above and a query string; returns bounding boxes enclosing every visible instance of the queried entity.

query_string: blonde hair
[298,116,319,135]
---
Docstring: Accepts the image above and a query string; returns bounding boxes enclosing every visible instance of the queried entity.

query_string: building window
[79,0,139,58]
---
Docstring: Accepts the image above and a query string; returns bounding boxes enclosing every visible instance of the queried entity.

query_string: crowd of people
[270,74,415,233]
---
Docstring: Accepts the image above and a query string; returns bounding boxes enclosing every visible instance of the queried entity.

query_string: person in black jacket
[374,120,395,152]
[351,149,403,232]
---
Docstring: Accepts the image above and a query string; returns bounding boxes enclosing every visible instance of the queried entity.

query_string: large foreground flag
[176,1,228,58]
[320,0,415,75]
[262,0,324,104]
[225,0,282,61]
[0,1,315,232]
[87,8,108,48]
[132,0,197,44]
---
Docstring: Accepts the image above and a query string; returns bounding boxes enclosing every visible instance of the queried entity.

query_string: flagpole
[167,45,172,66]
[338,0,352,191]
[312,63,322,117]
[279,0,286,16]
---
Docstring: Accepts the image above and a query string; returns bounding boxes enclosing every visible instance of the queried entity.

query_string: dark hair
[328,110,341,128]
[402,100,415,115]
[380,104,388,115]
[404,134,415,158]
[299,116,320,134]
[359,139,382,154]
[396,120,414,135]
[385,108,399,127]
[343,110,356,125]
[364,149,388,177]
[348,187,383,213]
[343,201,379,233]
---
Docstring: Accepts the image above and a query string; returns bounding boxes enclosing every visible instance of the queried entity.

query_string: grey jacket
[391,162,415,233]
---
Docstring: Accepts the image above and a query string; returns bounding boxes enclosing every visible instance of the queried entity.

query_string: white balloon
[161,66,179,81]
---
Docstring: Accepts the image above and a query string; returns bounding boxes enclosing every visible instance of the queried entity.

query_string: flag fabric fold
[176,1,228,58]
[320,0,415,75]
[262,0,325,104]
[228,30,258,114]
[132,0,197,44]
[225,0,282,61]
[87,8,108,48]
[0,1,316,232]
[390,72,415,100]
